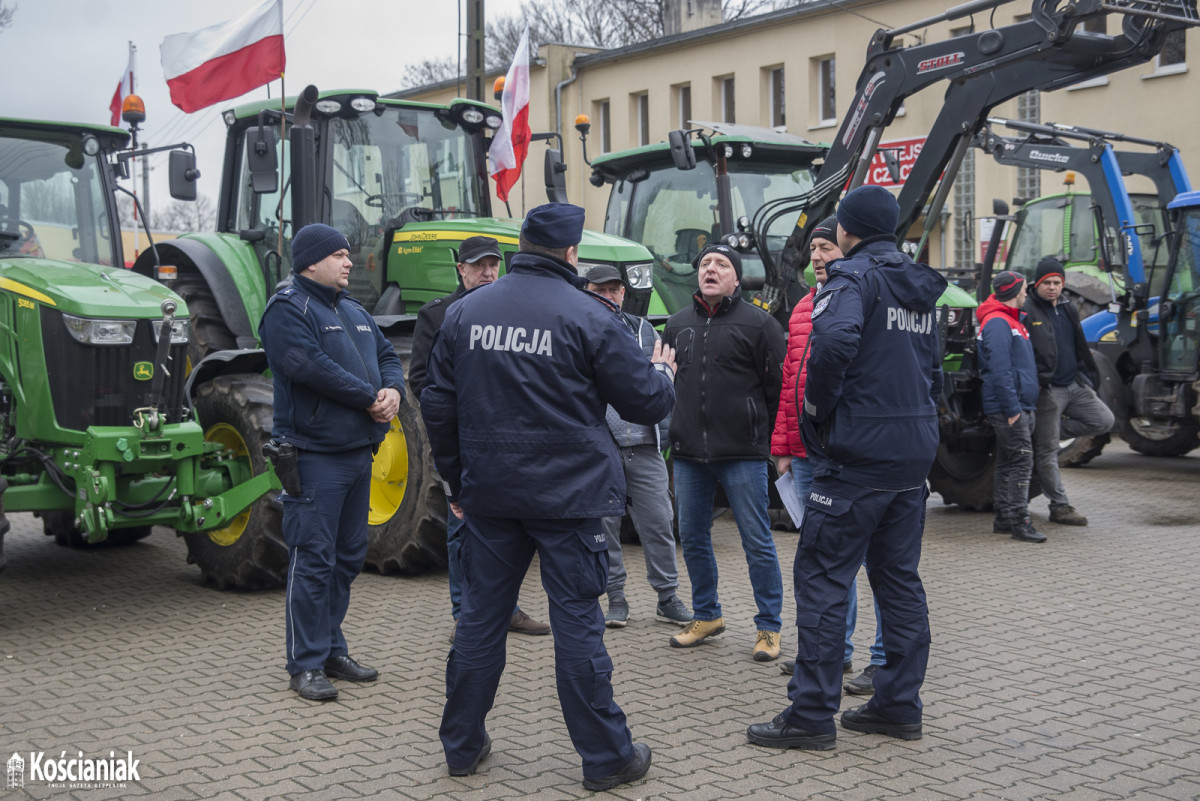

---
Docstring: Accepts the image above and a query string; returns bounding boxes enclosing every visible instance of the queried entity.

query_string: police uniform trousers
[282,446,372,675]
[441,514,634,780]
[785,475,931,733]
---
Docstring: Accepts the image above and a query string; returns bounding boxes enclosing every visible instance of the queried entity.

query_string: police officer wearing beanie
[749,184,945,750]
[421,203,676,791]
[259,223,405,702]
[1024,256,1114,526]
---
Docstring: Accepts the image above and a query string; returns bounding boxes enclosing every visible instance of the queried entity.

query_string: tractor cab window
[727,160,816,288]
[327,108,487,308]
[1162,209,1200,372]
[0,131,113,266]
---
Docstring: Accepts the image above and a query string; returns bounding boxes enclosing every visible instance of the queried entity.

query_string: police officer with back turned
[259,223,405,702]
[421,203,676,792]
[748,185,946,749]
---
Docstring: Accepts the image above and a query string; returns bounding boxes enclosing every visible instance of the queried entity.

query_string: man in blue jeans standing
[662,243,786,662]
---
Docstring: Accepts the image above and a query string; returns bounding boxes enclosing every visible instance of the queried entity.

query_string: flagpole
[278,71,286,258]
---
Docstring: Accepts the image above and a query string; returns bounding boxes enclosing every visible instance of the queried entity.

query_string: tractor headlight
[152,318,190,344]
[623,262,654,290]
[62,314,136,345]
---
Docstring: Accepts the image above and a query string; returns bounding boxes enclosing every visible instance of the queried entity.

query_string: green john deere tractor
[0,117,278,581]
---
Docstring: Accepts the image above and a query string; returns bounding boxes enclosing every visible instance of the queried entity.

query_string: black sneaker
[1011,516,1047,543]
[993,517,1013,533]
[747,714,836,750]
[844,664,878,696]
[841,704,922,740]
[581,742,651,791]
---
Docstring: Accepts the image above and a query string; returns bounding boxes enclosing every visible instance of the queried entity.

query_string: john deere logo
[133,362,154,381]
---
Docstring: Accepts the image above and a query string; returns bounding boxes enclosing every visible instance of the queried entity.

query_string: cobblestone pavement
[2,441,1199,800]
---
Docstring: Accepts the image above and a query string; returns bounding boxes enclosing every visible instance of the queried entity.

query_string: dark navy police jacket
[420,251,676,519]
[259,274,405,452]
[801,238,947,491]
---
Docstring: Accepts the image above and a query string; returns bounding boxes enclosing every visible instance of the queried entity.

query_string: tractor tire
[40,511,151,547]
[174,272,237,369]
[927,437,1044,511]
[363,394,448,574]
[186,374,288,590]
[927,441,999,511]
[1121,418,1200,457]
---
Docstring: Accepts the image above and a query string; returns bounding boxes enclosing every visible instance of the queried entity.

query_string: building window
[632,92,650,146]
[767,67,785,130]
[674,84,692,129]
[954,148,976,271]
[595,99,611,154]
[718,76,736,123]
[1158,29,1187,70]
[816,57,836,125]
[1016,89,1041,202]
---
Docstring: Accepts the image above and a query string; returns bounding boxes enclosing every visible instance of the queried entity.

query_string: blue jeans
[675,458,782,632]
[791,458,882,665]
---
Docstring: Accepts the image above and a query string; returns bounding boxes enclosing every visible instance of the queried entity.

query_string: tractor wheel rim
[204,422,251,547]
[368,417,409,526]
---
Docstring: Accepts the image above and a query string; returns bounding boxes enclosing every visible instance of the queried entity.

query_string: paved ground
[3,440,1199,800]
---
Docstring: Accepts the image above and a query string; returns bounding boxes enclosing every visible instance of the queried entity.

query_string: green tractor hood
[0,257,185,319]
[385,217,655,313]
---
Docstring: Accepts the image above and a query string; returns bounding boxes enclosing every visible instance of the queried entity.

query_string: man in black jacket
[661,243,786,661]
[1024,257,1115,526]
[408,235,549,642]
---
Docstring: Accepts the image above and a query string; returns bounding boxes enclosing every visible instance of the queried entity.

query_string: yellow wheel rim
[204,422,252,546]
[368,417,409,526]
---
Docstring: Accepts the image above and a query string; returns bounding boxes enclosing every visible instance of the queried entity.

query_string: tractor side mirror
[668,130,696,171]
[168,150,199,201]
[544,148,568,204]
[246,126,279,194]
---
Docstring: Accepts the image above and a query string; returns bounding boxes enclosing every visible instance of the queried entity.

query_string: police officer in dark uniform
[421,203,676,791]
[408,235,550,642]
[747,185,947,749]
[259,223,405,702]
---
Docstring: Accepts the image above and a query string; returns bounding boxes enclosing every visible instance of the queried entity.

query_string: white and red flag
[488,26,532,203]
[160,0,285,114]
[109,44,135,126]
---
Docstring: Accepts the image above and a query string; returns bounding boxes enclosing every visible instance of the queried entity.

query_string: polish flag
[160,0,285,114]
[489,27,532,203]
[109,49,135,127]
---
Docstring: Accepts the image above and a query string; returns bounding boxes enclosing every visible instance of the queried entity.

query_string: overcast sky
[0,0,525,217]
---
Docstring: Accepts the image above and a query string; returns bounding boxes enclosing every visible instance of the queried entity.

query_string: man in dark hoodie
[1024,257,1114,527]
[748,185,944,750]
[977,271,1044,543]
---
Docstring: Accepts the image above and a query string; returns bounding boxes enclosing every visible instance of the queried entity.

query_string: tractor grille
[40,307,189,431]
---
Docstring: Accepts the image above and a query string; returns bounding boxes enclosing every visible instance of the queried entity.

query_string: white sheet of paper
[774,470,805,529]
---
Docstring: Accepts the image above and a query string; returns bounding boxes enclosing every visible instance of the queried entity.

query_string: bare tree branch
[0,2,17,31]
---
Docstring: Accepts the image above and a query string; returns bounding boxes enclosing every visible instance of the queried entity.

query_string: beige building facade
[398,0,1197,271]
